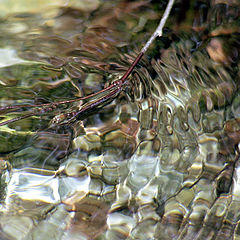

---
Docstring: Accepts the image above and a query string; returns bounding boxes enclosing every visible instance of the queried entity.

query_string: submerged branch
[0,0,175,127]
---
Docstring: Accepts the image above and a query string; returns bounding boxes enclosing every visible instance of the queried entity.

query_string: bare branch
[141,0,175,53]
[0,0,175,126]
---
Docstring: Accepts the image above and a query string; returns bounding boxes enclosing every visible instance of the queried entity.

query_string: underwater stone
[73,134,101,152]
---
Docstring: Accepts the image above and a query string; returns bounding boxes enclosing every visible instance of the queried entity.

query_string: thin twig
[0,0,175,126]
[141,0,175,53]
[0,113,35,126]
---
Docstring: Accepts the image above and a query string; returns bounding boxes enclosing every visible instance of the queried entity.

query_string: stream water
[0,0,240,239]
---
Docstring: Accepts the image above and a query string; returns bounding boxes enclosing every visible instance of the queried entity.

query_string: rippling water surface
[0,0,240,239]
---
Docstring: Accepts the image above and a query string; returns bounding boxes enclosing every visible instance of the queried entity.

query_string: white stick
[141,0,175,53]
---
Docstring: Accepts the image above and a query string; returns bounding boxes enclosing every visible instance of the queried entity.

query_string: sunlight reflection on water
[0,0,240,239]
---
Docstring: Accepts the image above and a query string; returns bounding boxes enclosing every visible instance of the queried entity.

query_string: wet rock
[63,197,109,240]
[73,133,101,152]
[207,38,229,64]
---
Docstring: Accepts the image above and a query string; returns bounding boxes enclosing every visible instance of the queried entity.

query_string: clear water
[0,0,240,239]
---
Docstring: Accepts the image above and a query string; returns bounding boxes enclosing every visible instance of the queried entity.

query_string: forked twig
[0,0,175,127]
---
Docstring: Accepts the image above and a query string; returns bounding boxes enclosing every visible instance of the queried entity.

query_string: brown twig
[0,0,175,127]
